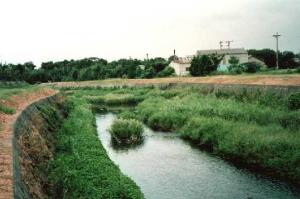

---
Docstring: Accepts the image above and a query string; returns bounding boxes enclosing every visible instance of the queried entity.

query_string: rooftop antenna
[225,40,234,49]
[219,41,223,50]
[273,32,281,69]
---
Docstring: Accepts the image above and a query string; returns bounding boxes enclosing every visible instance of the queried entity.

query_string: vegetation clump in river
[109,118,144,145]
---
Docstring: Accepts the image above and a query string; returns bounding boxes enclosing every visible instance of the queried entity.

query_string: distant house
[169,57,192,76]
[170,48,250,75]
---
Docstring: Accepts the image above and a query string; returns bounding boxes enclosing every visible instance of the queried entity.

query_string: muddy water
[96,113,300,199]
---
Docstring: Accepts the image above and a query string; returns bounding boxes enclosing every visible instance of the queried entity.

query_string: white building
[169,57,192,76]
[197,48,248,66]
[170,48,249,75]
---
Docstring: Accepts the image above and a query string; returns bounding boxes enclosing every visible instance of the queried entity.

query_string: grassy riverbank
[49,96,144,199]
[69,85,300,185]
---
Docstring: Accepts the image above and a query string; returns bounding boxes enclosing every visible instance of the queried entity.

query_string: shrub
[180,117,226,148]
[278,112,300,130]
[228,56,243,74]
[157,66,175,77]
[288,92,300,110]
[109,119,144,144]
[242,62,262,73]
[147,111,186,131]
[118,111,139,120]
[88,93,143,106]
[190,55,217,76]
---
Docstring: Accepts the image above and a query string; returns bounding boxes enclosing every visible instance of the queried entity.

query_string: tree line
[0,57,174,84]
[248,49,299,68]
[0,49,299,83]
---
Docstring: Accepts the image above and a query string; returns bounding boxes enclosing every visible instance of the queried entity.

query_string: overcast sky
[0,0,299,66]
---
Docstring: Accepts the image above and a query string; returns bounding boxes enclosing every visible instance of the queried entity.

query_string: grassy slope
[0,85,39,114]
[74,86,300,185]
[49,96,144,199]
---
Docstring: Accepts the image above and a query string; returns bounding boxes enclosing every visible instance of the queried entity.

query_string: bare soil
[0,88,57,199]
[45,75,300,88]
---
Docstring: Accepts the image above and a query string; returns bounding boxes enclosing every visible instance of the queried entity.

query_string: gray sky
[0,0,299,66]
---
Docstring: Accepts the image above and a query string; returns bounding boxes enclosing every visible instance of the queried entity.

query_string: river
[96,113,300,199]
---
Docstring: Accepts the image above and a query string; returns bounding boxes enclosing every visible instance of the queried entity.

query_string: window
[186,67,190,71]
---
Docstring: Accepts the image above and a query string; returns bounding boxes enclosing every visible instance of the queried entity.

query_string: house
[169,57,192,76]
[170,48,250,75]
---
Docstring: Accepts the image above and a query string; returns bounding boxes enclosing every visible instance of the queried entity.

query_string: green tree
[248,49,276,68]
[228,56,242,74]
[157,66,175,77]
[190,55,215,76]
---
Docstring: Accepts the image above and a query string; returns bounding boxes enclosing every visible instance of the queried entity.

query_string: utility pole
[146,53,149,61]
[225,41,233,49]
[219,41,223,50]
[273,32,281,69]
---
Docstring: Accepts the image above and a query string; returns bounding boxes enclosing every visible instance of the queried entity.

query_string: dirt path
[45,75,300,88]
[0,88,57,199]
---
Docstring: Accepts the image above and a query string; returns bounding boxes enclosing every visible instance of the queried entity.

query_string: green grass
[0,104,15,114]
[0,85,38,100]
[49,97,144,199]
[257,68,300,75]
[0,85,41,115]
[136,94,300,131]
[86,93,144,106]
[109,119,144,145]
[179,117,300,182]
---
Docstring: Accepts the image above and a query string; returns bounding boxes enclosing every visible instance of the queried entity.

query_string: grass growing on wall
[49,97,144,199]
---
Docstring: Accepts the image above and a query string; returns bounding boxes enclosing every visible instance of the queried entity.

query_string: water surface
[96,113,300,199]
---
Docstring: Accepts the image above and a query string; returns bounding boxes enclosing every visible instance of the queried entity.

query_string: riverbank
[0,87,57,199]
[74,85,300,186]
[48,97,144,198]
[12,92,144,199]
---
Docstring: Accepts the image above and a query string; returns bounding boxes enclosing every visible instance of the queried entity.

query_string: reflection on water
[96,113,300,199]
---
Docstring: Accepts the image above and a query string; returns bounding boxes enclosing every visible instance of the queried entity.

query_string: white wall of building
[169,62,190,76]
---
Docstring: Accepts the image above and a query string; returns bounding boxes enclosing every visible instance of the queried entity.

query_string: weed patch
[109,119,144,145]
[49,97,144,199]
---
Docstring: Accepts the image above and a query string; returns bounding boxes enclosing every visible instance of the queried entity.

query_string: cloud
[0,0,299,66]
